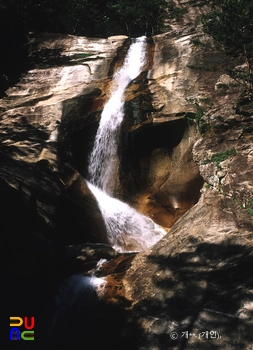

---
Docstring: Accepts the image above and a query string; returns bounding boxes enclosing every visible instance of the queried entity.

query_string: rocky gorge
[4,2,253,349]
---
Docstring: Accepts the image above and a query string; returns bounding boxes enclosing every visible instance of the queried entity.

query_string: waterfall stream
[86,37,166,252]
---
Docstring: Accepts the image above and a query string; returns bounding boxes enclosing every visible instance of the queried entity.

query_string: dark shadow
[121,120,186,190]
[127,119,186,153]
[127,239,253,349]
[27,46,106,70]
[4,175,141,350]
[41,274,140,350]
[58,90,102,176]
[5,153,253,349]
[2,121,49,142]
[0,6,28,97]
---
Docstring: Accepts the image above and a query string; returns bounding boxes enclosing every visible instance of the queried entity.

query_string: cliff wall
[2,3,253,348]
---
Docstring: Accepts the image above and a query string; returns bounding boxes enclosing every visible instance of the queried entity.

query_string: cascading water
[88,37,148,193]
[87,37,166,252]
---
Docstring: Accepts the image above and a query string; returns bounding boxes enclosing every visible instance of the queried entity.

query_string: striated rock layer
[2,3,253,349]
[1,33,130,244]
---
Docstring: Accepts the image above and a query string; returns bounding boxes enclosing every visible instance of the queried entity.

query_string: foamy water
[88,37,147,193]
[86,37,166,252]
[87,181,166,252]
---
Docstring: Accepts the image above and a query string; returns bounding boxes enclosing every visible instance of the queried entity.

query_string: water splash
[86,37,166,252]
[87,181,166,253]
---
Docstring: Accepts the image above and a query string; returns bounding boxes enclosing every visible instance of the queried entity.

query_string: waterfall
[87,181,166,252]
[87,37,166,252]
[88,36,147,192]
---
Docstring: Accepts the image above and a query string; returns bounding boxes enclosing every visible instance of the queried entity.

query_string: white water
[87,181,166,252]
[88,36,147,192]
[87,37,166,252]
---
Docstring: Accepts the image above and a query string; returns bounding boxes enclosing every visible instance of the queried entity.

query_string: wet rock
[53,242,118,275]
[118,116,203,229]
[2,3,253,348]
[123,194,253,349]
[0,33,128,242]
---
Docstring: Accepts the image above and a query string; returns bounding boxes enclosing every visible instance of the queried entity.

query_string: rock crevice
[2,7,253,348]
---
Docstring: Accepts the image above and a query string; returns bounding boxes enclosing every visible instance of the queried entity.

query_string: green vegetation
[233,196,253,216]
[185,109,210,134]
[71,53,94,59]
[1,0,183,38]
[195,109,210,134]
[191,37,213,51]
[0,0,184,95]
[246,198,253,216]
[216,83,230,90]
[187,64,217,72]
[247,199,253,207]
[246,208,253,216]
[241,101,253,110]
[203,147,237,169]
[200,0,253,96]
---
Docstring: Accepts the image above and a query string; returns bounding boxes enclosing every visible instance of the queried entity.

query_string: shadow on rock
[127,239,253,349]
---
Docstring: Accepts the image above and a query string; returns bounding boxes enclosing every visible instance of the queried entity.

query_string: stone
[122,193,253,349]
[2,2,253,348]
[0,33,129,242]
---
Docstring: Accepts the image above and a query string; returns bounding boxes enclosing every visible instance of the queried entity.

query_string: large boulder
[122,191,253,349]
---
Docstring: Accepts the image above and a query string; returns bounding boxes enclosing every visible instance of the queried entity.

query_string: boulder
[122,191,253,349]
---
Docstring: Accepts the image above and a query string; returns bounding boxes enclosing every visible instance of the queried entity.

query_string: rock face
[1,30,205,238]
[118,7,253,348]
[1,33,130,244]
[3,4,253,349]
[118,6,253,349]
[123,193,253,349]
[117,118,203,228]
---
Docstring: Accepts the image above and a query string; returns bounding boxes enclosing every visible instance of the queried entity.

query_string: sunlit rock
[2,4,253,348]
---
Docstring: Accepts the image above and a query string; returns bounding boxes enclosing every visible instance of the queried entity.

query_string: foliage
[203,147,237,169]
[191,37,213,51]
[227,68,253,93]
[185,109,210,134]
[200,0,253,95]
[0,0,183,94]
[247,198,253,207]
[246,208,253,216]
[106,0,184,37]
[187,64,217,72]
[1,0,182,38]
[233,196,253,216]
[196,109,210,134]
[242,101,253,110]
